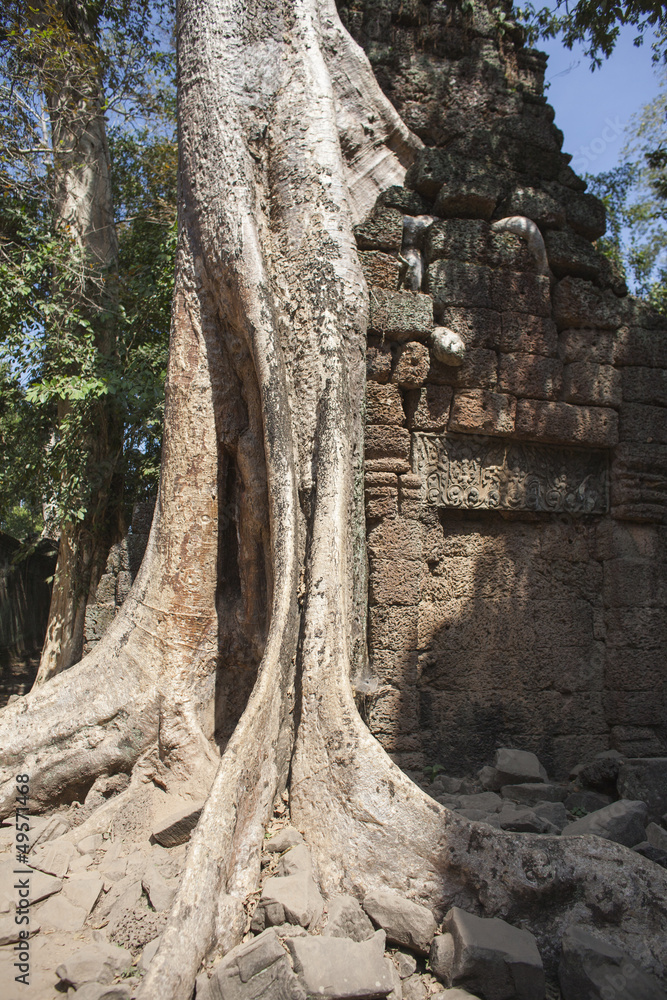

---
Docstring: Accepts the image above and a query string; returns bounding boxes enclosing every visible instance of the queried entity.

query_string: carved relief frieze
[412,433,609,514]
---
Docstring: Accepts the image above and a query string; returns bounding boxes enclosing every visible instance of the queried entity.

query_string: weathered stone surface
[392,342,431,388]
[499,314,557,356]
[73,985,132,1000]
[617,759,667,822]
[256,872,324,930]
[286,930,392,999]
[558,328,617,365]
[429,349,497,389]
[561,799,648,846]
[544,230,607,282]
[365,426,411,469]
[406,385,453,431]
[367,342,393,384]
[532,801,568,832]
[35,892,87,931]
[0,915,39,945]
[562,362,622,408]
[355,207,404,251]
[620,403,667,445]
[431,907,545,1000]
[381,186,430,216]
[490,272,551,317]
[56,943,133,987]
[553,277,623,330]
[138,935,161,974]
[498,802,554,834]
[323,894,375,942]
[426,261,492,311]
[363,889,436,954]
[621,367,667,407]
[441,307,502,351]
[493,748,548,786]
[647,822,667,851]
[76,834,105,854]
[558,924,667,1000]
[206,929,307,1000]
[423,219,490,266]
[28,869,63,903]
[369,290,433,342]
[367,382,406,425]
[611,442,667,522]
[500,783,567,805]
[456,792,502,813]
[63,873,104,914]
[152,802,203,847]
[634,841,667,868]
[277,843,312,877]
[565,192,607,241]
[394,952,418,978]
[142,866,177,911]
[448,390,516,436]
[515,399,618,448]
[28,837,77,878]
[576,752,623,793]
[501,186,565,229]
[498,354,562,400]
[359,251,402,289]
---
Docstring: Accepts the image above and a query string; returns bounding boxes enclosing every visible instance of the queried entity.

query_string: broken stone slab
[565,790,612,814]
[94,875,142,922]
[142,865,177,911]
[617,758,667,823]
[575,751,624,793]
[492,748,548,788]
[430,906,546,1000]
[76,834,105,854]
[402,973,427,999]
[277,843,312,876]
[558,923,667,1000]
[393,951,417,979]
[285,929,393,999]
[254,871,324,930]
[35,893,87,931]
[500,783,567,805]
[152,802,203,847]
[265,827,304,853]
[323,894,376,942]
[363,889,437,954]
[0,914,39,945]
[56,942,133,988]
[31,814,70,849]
[72,985,132,1000]
[70,853,95,873]
[498,802,555,835]
[28,837,77,877]
[532,802,568,832]
[561,799,648,847]
[647,822,667,852]
[29,869,63,903]
[137,935,161,973]
[203,927,306,1000]
[456,792,502,813]
[63,873,104,915]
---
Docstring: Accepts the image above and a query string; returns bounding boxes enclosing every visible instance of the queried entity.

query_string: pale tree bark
[34,0,123,685]
[1,2,667,999]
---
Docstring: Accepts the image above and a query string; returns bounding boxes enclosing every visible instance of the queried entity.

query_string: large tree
[2,1,667,999]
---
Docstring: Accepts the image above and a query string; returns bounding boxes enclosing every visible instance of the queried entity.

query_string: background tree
[0,0,175,681]
[1,3,667,1000]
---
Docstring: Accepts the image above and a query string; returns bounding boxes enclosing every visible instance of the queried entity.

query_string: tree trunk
[34,0,123,685]
[2,2,667,999]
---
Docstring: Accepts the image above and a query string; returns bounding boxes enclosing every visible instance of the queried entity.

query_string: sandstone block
[354,207,404,251]
[206,928,307,1000]
[553,277,623,330]
[368,518,422,562]
[406,385,453,431]
[558,328,616,365]
[532,801,568,831]
[367,342,393,383]
[620,403,667,445]
[28,838,77,878]
[449,390,516,436]
[365,474,399,519]
[622,367,667,406]
[142,866,177,911]
[440,307,502,350]
[515,399,618,447]
[256,871,323,929]
[562,362,621,407]
[138,936,161,974]
[429,348,497,389]
[56,943,132,988]
[285,930,392,999]
[615,326,667,368]
[494,747,548,786]
[152,802,203,847]
[490,272,551,317]
[366,382,406,425]
[498,354,562,399]
[544,230,606,282]
[499,314,558,356]
[498,802,554,834]
[63,873,104,915]
[604,690,664,726]
[561,799,648,846]
[28,869,63,903]
[392,342,431,388]
[266,827,304,853]
[426,261,493,310]
[359,251,402,289]
[500,783,567,805]
[277,843,312,877]
[431,907,545,1000]
[617,759,667,823]
[369,558,421,606]
[558,924,667,1000]
[323,895,375,942]
[423,219,489,266]
[369,290,433,342]
[363,889,436,954]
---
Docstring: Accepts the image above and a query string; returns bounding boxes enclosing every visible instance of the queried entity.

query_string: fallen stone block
[35,893,87,931]
[56,942,133,988]
[265,827,304,853]
[255,871,324,930]
[278,843,312,877]
[152,802,203,847]
[142,865,178,911]
[30,869,63,903]
[363,889,437,954]
[0,915,39,945]
[73,985,132,1000]
[498,803,554,835]
[564,791,612,815]
[492,749,548,788]
[285,929,393,998]
[617,759,667,823]
[647,822,667,851]
[393,952,417,978]
[561,799,648,847]
[28,837,77,878]
[532,802,568,832]
[63,873,104,914]
[430,906,545,1000]
[559,924,667,1000]
[633,842,667,869]
[202,928,306,1000]
[500,783,567,805]
[138,935,161,973]
[323,894,376,942]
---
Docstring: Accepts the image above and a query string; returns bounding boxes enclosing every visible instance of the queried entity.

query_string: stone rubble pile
[1,747,666,999]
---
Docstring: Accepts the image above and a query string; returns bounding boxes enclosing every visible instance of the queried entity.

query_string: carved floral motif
[412,433,609,513]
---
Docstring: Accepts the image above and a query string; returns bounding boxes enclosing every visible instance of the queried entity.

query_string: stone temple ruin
[76,0,667,786]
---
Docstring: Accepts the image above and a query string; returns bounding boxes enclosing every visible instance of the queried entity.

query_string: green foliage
[586,70,667,312]
[516,2,667,68]
[0,0,176,538]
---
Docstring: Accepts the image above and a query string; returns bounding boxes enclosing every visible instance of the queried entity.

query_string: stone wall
[340,0,667,778]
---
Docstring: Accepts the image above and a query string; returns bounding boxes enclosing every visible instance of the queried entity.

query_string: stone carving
[412,433,609,513]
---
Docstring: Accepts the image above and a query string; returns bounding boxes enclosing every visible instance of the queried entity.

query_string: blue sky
[538,26,663,176]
